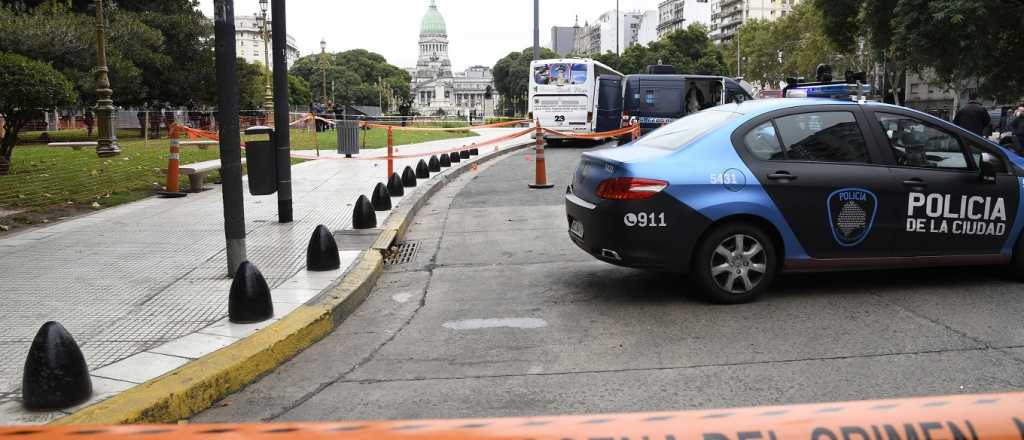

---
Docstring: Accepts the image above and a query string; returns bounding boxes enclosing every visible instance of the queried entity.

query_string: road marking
[442,318,548,330]
[391,293,414,303]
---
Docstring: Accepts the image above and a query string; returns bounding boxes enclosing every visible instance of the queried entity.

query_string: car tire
[691,222,778,304]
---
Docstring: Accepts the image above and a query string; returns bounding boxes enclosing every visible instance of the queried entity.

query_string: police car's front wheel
[692,223,777,304]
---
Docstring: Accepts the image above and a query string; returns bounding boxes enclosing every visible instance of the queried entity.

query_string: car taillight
[596,178,668,200]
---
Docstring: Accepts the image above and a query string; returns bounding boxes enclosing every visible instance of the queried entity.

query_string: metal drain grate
[384,241,420,266]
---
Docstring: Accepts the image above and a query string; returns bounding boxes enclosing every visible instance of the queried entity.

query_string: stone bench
[47,142,98,151]
[173,158,246,193]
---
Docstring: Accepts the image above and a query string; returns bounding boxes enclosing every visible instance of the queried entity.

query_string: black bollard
[353,195,377,229]
[307,225,340,272]
[439,153,451,167]
[416,160,430,179]
[387,172,405,197]
[22,322,92,411]
[402,166,418,187]
[428,155,441,172]
[229,261,274,324]
[371,182,392,211]
[449,152,461,163]
[460,150,470,159]
[470,148,479,155]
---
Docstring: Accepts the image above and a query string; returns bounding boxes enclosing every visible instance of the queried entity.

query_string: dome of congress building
[420,0,447,35]
[407,0,498,117]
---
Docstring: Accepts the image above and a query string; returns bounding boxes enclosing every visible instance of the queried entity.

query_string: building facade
[409,1,497,117]
[234,14,300,69]
[657,0,713,39]
[710,0,801,42]
[550,24,580,57]
[572,9,648,56]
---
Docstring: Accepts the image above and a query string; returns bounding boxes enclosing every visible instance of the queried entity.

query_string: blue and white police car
[566,98,1024,303]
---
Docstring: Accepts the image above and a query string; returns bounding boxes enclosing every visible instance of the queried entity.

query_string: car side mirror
[979,153,999,183]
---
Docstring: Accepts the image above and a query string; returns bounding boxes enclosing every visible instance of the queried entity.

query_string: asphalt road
[195,142,1024,423]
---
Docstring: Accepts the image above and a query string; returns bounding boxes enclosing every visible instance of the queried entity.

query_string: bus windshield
[533,63,589,86]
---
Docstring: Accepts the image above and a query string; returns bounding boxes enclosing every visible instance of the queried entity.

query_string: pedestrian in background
[953,92,991,137]
[84,110,94,137]
[1010,104,1024,151]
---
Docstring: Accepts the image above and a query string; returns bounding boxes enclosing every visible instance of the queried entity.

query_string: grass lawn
[0,127,475,223]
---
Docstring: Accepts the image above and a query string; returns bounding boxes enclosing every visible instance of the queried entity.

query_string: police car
[565,98,1024,303]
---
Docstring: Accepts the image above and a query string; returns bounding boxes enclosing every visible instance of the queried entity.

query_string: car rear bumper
[564,188,713,273]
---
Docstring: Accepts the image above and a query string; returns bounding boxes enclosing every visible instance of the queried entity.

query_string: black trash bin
[337,120,360,157]
[245,126,278,196]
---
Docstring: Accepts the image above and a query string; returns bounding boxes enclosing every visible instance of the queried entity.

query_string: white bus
[528,59,625,139]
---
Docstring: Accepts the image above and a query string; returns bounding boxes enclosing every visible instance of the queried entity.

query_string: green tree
[288,75,312,108]
[289,49,410,107]
[593,24,727,76]
[237,59,267,111]
[0,52,76,174]
[812,0,1024,106]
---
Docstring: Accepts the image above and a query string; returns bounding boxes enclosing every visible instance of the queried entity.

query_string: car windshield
[632,110,739,150]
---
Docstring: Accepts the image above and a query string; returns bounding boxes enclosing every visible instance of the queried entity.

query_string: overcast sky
[198,0,663,71]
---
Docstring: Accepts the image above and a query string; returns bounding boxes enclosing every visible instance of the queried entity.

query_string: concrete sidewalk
[0,127,531,424]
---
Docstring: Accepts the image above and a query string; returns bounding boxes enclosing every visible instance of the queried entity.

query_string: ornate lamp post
[94,0,120,157]
[259,0,274,125]
[319,38,328,105]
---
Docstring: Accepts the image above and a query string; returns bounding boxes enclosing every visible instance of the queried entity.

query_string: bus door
[595,75,623,133]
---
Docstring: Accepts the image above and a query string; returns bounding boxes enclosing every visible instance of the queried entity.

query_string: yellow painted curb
[50,138,532,425]
[52,252,383,425]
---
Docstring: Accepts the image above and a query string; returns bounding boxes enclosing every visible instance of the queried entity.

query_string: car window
[633,110,739,150]
[875,112,969,170]
[726,85,750,104]
[744,122,784,160]
[965,138,1009,173]
[773,111,870,163]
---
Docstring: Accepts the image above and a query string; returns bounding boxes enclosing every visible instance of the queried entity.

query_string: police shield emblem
[827,188,878,247]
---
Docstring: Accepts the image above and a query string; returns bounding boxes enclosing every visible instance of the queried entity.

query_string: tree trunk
[0,126,18,176]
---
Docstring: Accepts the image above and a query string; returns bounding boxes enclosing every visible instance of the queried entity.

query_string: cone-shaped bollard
[402,166,418,187]
[371,182,392,211]
[460,150,471,159]
[387,172,405,197]
[429,155,441,172]
[307,225,340,272]
[353,195,377,229]
[229,261,274,324]
[416,160,430,179]
[449,152,461,163]
[22,322,91,411]
[439,153,452,168]
[470,147,479,156]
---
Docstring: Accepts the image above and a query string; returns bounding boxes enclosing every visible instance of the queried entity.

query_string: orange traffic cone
[528,119,554,189]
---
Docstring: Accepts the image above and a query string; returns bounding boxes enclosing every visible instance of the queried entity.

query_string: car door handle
[902,178,928,188]
[767,172,797,181]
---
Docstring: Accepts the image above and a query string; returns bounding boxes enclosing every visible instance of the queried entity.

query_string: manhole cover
[385,241,420,266]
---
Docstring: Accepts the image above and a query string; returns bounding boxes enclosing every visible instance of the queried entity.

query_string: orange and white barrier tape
[361,119,528,132]
[7,392,1023,439]
[290,127,534,162]
[542,123,640,141]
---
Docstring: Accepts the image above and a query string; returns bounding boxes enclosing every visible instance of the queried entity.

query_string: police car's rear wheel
[693,223,777,304]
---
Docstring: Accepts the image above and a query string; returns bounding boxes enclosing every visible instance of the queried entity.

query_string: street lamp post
[94,0,120,157]
[532,0,539,60]
[319,38,328,105]
[259,0,273,125]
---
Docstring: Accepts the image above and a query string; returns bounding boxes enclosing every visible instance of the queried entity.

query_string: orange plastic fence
[3,392,1022,439]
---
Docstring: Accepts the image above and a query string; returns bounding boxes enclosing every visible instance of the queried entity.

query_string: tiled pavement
[0,127,531,423]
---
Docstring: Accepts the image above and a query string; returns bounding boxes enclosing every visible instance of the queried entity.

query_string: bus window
[533,63,589,86]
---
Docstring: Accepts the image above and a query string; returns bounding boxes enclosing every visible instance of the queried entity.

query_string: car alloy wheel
[709,234,768,294]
